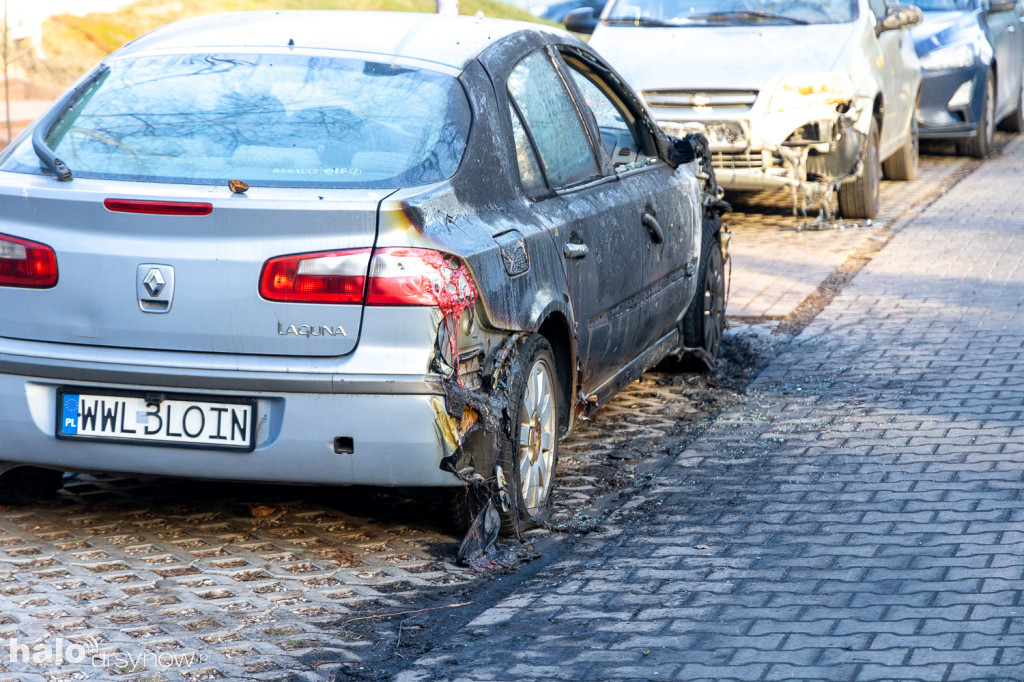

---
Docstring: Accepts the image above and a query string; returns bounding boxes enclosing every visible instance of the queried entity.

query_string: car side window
[564,61,655,171]
[868,0,887,20]
[508,103,547,196]
[507,50,601,189]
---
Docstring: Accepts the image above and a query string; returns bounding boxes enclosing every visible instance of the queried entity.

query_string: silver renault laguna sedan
[0,11,725,530]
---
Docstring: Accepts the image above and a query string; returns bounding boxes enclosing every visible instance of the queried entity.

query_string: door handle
[642,213,665,244]
[563,242,589,259]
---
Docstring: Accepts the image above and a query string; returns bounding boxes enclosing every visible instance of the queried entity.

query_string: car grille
[711,150,783,170]
[643,89,759,114]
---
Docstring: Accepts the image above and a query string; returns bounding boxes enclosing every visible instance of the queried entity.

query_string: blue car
[909,0,1024,157]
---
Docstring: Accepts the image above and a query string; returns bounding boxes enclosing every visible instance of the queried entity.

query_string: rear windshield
[1,53,471,188]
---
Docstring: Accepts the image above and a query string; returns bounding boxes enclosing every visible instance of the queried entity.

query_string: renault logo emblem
[142,268,165,297]
[136,264,175,314]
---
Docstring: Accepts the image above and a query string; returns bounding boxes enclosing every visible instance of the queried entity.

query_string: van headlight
[919,44,975,71]
[768,73,855,112]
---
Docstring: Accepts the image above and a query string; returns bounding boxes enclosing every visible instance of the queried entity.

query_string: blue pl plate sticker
[61,394,80,435]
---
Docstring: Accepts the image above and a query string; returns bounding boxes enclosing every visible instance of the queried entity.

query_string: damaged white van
[569,0,923,219]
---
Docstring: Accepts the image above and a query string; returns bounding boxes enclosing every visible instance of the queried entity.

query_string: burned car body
[0,12,725,528]
[571,0,924,219]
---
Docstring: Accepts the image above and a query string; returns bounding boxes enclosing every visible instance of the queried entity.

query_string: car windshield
[0,53,471,189]
[901,0,973,10]
[604,0,857,25]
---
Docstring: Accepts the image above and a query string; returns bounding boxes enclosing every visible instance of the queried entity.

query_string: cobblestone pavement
[0,142,995,681]
[394,135,1024,680]
[726,147,981,319]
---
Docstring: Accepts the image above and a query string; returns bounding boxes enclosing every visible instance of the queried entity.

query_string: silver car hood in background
[590,23,857,92]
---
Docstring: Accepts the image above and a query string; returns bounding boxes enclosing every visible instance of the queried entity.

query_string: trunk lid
[0,176,391,357]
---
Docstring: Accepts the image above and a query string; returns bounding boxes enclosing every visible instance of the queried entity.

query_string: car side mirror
[989,0,1018,12]
[565,7,599,34]
[879,3,924,32]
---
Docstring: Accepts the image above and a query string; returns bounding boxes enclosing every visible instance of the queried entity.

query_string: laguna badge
[277,322,347,338]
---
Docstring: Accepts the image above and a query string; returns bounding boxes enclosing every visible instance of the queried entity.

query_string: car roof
[117,10,566,70]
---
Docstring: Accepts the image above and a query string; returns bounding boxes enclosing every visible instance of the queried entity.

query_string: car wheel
[959,75,995,158]
[882,114,918,181]
[0,466,65,505]
[838,118,880,220]
[497,335,559,534]
[681,214,726,356]
[997,67,1024,133]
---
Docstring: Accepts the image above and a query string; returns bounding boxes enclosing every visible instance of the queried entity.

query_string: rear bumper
[0,374,460,489]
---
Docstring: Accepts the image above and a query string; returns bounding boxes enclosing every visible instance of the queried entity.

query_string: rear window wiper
[33,64,110,182]
[604,16,688,26]
[688,10,810,24]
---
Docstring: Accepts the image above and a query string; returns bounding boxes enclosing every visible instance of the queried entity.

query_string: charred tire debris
[437,133,731,557]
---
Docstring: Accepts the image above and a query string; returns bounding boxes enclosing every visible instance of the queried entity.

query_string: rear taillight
[0,233,58,288]
[259,249,371,303]
[259,247,475,307]
[365,248,475,307]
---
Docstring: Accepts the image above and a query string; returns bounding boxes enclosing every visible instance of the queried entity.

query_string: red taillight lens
[259,249,371,303]
[365,248,476,308]
[0,233,58,288]
[259,247,477,308]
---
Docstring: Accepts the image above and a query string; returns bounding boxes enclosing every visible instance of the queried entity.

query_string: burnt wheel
[0,467,65,505]
[682,215,726,356]
[497,335,559,534]
[838,118,880,220]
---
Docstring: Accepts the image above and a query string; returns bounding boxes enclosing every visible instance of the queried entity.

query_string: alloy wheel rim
[518,357,556,514]
[703,248,725,353]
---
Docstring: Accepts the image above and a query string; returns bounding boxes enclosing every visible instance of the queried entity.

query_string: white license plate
[57,389,255,451]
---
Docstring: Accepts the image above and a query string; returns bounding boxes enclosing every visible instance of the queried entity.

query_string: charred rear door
[503,48,648,393]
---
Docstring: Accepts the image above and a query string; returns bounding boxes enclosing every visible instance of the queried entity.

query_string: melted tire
[839,119,880,220]
[497,335,559,535]
[0,467,65,505]
[681,215,726,357]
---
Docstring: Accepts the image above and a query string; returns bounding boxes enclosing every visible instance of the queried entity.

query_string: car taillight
[259,247,475,307]
[365,248,475,307]
[0,233,58,288]
[259,249,371,303]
